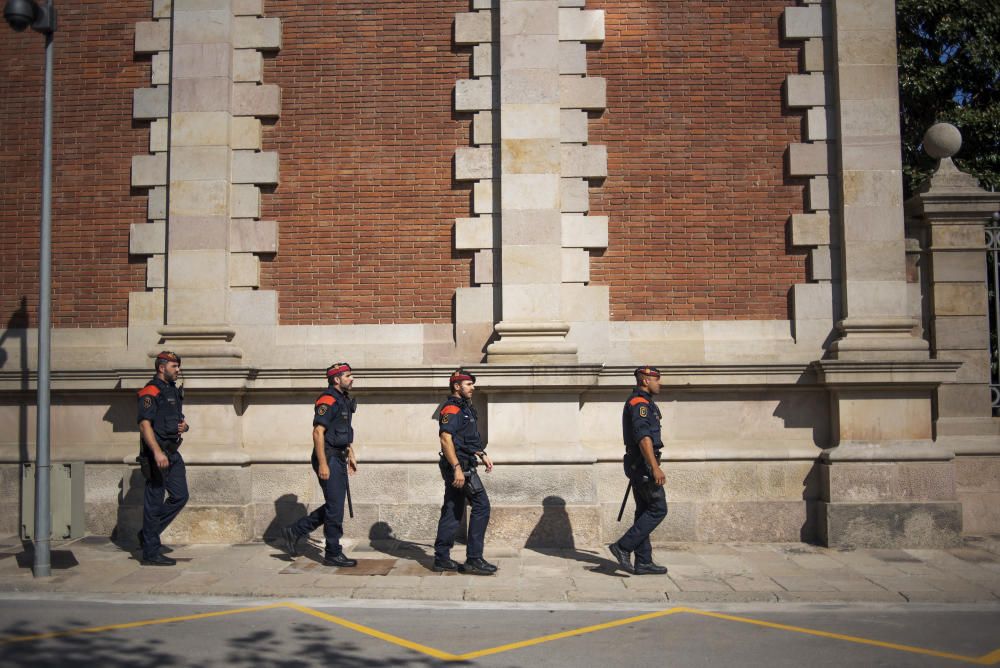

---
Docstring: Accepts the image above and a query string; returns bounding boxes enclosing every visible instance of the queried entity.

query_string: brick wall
[588,0,808,321]
[0,1,149,329]
[260,1,471,325]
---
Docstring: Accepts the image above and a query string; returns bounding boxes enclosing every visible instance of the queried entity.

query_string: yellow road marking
[0,602,285,647]
[281,602,460,661]
[0,600,997,665]
[681,608,999,666]
[455,607,685,660]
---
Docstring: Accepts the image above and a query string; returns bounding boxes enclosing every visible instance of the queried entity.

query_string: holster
[463,468,485,499]
[136,455,152,482]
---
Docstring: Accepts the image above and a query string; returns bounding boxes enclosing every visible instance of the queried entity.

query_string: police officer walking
[609,366,669,575]
[280,362,359,567]
[432,370,496,575]
[136,351,190,566]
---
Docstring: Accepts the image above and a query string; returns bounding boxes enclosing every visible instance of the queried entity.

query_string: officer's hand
[155,451,169,470]
[178,420,189,433]
[652,466,666,486]
[481,454,494,473]
[347,451,358,475]
[452,468,465,488]
[318,463,331,480]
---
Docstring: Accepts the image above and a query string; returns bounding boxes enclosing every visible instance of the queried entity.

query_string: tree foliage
[896,0,1000,195]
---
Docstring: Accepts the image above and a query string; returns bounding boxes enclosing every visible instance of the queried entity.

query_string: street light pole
[3,0,57,578]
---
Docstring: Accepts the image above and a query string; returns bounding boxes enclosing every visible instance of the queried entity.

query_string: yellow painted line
[282,602,460,661]
[455,607,685,660]
[0,602,285,647]
[683,608,997,665]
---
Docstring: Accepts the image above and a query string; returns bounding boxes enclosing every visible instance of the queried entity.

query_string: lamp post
[4,0,57,578]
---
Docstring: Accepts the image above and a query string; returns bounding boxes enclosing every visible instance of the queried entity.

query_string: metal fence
[988,212,1000,416]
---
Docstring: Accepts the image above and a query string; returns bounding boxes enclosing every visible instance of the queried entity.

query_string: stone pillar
[826,0,926,358]
[905,123,1000,532]
[130,0,281,363]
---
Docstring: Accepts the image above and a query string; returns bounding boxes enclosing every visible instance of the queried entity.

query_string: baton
[345,473,354,519]
[616,481,632,522]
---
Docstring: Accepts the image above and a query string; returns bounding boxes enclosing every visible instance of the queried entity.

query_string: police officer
[609,366,669,575]
[280,362,358,567]
[136,351,190,566]
[432,369,496,575]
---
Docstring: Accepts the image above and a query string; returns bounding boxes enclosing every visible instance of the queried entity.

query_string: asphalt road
[0,596,997,667]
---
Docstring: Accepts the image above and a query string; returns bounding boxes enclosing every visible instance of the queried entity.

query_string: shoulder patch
[639,405,649,418]
[315,395,336,406]
[440,405,461,416]
[138,385,160,398]
[628,396,649,406]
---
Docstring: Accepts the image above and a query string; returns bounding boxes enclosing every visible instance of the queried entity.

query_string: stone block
[232,151,279,184]
[473,180,494,214]
[231,184,261,218]
[562,248,589,283]
[168,250,227,290]
[560,76,606,110]
[172,9,231,46]
[455,11,492,45]
[786,73,826,108]
[172,146,231,181]
[958,492,1000,534]
[488,505,601,548]
[232,117,263,150]
[808,176,830,211]
[455,146,493,181]
[233,49,264,83]
[818,501,962,548]
[172,78,230,113]
[149,119,168,152]
[135,20,170,54]
[147,255,165,288]
[130,221,166,255]
[837,28,897,66]
[455,216,493,250]
[835,393,934,442]
[788,142,828,176]
[474,249,494,285]
[937,383,992,418]
[834,0,896,31]
[783,6,823,39]
[229,253,260,288]
[955,457,1000,491]
[501,174,560,210]
[501,104,560,139]
[233,0,264,16]
[230,289,277,325]
[838,65,898,102]
[231,219,278,253]
[933,283,988,317]
[501,138,560,174]
[697,502,810,542]
[941,351,990,385]
[559,9,605,42]
[806,107,829,142]
[162,505,254,544]
[502,245,562,284]
[173,43,232,79]
[502,69,560,105]
[131,154,167,187]
[379,504,443,542]
[232,83,281,118]
[473,111,493,145]
[186,465,252,505]
[502,210,560,245]
[559,41,586,74]
[129,290,164,326]
[169,180,228,216]
[153,0,171,19]
[560,178,589,213]
[503,34,560,70]
[822,462,957,502]
[473,43,492,78]
[562,284,609,321]
[803,37,826,72]
[133,87,168,120]
[932,251,988,283]
[233,16,282,50]
[561,108,588,143]
[791,212,831,247]
[500,1,558,36]
[151,53,169,86]
[456,286,494,323]
[170,215,228,251]
[840,100,900,140]
[810,246,833,281]
[561,214,608,248]
[500,283,562,321]
[561,144,607,178]
[148,187,167,221]
[793,283,833,320]
[456,78,493,112]
[932,316,989,350]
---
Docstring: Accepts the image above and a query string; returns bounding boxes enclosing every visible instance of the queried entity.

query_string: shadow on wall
[0,298,30,465]
[525,496,621,574]
[111,468,145,550]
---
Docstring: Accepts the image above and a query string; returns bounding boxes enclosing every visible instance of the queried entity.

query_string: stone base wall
[955,455,1000,534]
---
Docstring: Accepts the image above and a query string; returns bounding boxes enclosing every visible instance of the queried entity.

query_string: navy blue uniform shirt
[438,396,483,461]
[313,386,355,449]
[137,376,184,448]
[622,388,663,454]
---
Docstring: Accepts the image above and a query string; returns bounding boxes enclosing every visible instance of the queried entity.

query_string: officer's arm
[139,420,161,455]
[313,425,328,469]
[637,436,658,471]
[440,432,460,469]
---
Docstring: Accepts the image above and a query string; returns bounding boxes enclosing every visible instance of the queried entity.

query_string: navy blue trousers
[434,479,490,561]
[291,452,348,556]
[141,451,189,560]
[616,472,668,565]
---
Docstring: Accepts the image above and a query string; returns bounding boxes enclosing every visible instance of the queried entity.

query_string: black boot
[280,527,302,557]
[141,553,177,566]
[633,561,668,575]
[433,557,460,572]
[608,542,633,574]
[324,552,358,567]
[461,557,497,575]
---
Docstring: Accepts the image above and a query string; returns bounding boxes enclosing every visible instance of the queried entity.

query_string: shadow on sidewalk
[368,521,437,571]
[525,496,623,576]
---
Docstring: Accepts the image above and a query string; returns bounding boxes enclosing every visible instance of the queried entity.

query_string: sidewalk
[1,534,999,605]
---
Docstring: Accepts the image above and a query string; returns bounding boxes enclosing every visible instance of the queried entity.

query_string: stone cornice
[811,359,961,387]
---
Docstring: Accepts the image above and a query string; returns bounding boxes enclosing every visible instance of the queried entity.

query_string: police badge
[317,404,328,416]
[143,396,153,409]
[639,405,648,418]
